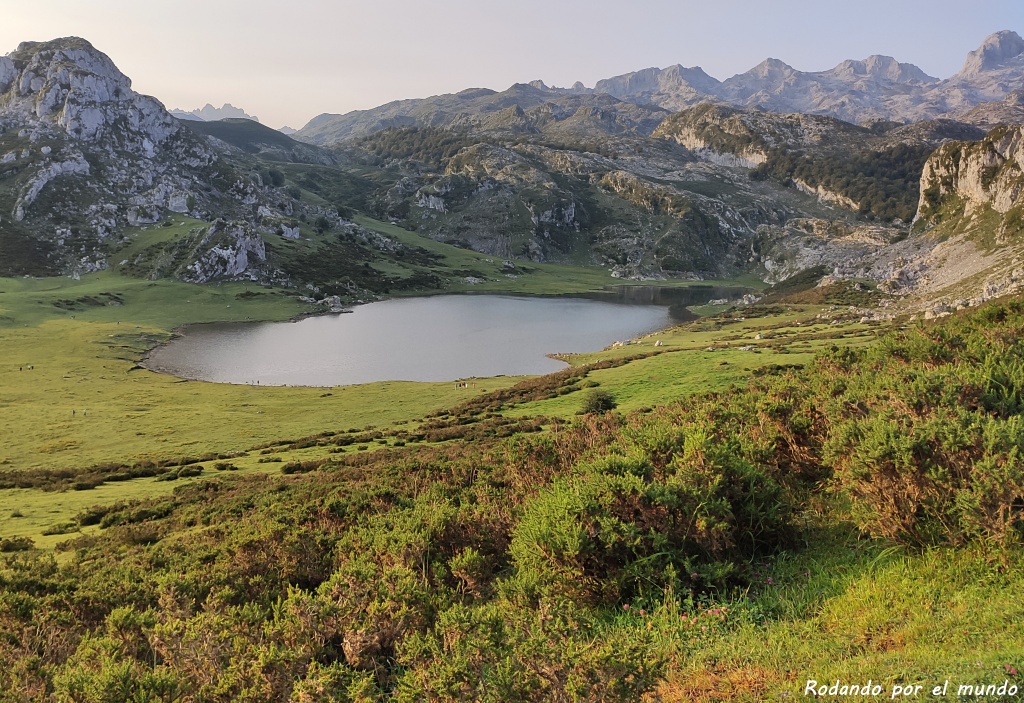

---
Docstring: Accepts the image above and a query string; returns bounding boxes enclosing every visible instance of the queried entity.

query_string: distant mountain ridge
[296,83,670,145]
[296,30,1024,146]
[170,103,259,123]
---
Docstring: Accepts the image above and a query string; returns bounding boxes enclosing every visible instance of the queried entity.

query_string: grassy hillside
[0,245,762,549]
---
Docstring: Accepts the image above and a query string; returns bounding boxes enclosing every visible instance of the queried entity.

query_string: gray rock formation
[180,220,267,282]
[1,38,179,150]
[958,90,1024,129]
[916,124,1024,220]
[958,30,1024,77]
[295,31,1024,146]
[0,38,295,281]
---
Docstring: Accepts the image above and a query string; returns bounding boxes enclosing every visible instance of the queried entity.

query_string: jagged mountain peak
[588,64,722,111]
[193,103,259,122]
[959,30,1024,77]
[4,36,128,87]
[825,55,936,84]
[744,57,797,79]
[0,35,178,149]
[659,64,722,91]
[294,29,1024,146]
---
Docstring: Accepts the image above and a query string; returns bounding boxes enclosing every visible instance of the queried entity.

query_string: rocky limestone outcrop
[958,90,1024,129]
[916,125,1024,220]
[0,37,178,151]
[0,37,227,266]
[12,151,90,219]
[0,37,335,282]
[792,178,859,210]
[180,220,267,283]
[654,104,861,166]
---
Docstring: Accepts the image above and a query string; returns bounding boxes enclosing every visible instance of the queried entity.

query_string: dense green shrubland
[3,302,1024,700]
[354,128,481,169]
[750,143,935,223]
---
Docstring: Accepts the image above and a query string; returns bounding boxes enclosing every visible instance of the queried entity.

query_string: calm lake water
[145,288,747,386]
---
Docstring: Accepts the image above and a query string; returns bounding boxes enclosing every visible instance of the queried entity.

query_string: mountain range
[2,32,1024,313]
[295,30,1024,146]
[169,103,259,123]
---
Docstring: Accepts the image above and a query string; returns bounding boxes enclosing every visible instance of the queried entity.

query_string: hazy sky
[4,1,1023,129]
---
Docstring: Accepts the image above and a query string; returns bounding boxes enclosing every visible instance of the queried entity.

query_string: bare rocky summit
[0,38,345,282]
[296,31,1024,146]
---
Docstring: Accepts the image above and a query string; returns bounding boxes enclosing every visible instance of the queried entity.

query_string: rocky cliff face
[916,125,1024,221]
[590,65,723,112]
[179,220,268,282]
[654,104,985,224]
[958,30,1024,78]
[0,38,179,150]
[0,38,304,281]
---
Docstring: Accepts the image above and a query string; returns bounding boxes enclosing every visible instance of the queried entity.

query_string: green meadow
[0,237,839,552]
[2,221,1022,700]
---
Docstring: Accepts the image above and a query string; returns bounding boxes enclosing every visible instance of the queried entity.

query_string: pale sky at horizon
[3,1,1023,130]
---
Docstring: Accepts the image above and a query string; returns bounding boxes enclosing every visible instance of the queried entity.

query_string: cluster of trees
[3,301,1024,699]
[750,142,936,222]
[356,128,480,169]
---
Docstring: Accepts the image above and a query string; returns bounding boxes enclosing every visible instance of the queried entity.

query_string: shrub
[828,409,1024,547]
[0,536,34,552]
[509,441,792,603]
[580,389,617,414]
[280,459,326,475]
[76,504,117,527]
[41,522,78,536]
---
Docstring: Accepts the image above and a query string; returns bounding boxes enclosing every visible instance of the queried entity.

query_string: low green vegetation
[354,127,481,169]
[751,142,935,222]
[0,272,524,475]
[1,274,1022,699]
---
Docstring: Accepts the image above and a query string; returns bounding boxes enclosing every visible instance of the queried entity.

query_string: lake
[144,288,747,386]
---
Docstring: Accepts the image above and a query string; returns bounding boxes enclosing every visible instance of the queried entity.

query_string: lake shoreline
[142,294,684,387]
